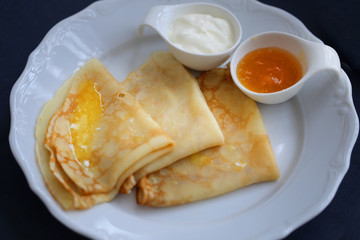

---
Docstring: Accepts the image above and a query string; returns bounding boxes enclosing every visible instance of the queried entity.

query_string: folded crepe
[35,58,174,210]
[137,66,280,207]
[120,51,225,193]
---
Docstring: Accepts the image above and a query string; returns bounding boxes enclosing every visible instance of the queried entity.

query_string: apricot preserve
[236,47,303,93]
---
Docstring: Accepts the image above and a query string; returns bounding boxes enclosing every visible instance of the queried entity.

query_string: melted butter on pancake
[35,58,175,209]
[69,79,104,168]
[189,153,213,167]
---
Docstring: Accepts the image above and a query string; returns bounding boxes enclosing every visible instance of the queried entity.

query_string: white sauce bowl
[138,2,242,71]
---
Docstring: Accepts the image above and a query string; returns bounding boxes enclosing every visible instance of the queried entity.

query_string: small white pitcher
[138,2,242,71]
[230,31,341,104]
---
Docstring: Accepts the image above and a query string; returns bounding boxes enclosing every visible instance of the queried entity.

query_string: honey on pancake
[69,79,103,168]
[236,47,303,93]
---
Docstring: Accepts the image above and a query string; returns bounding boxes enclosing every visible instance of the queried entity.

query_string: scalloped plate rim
[9,0,359,239]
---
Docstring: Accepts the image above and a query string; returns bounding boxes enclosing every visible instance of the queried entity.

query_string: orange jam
[236,47,303,93]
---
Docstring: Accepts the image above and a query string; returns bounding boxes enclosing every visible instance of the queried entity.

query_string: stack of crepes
[35,51,279,210]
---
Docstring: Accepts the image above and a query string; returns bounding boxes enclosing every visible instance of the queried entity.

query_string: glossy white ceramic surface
[230,31,341,104]
[9,0,358,240]
[138,2,242,70]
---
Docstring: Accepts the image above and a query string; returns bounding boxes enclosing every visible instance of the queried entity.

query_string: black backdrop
[1,0,359,239]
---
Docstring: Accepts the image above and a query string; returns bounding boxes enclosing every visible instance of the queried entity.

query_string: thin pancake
[137,66,279,206]
[120,52,224,193]
[35,58,174,209]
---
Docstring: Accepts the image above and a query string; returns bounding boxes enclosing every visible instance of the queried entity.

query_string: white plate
[9,0,359,239]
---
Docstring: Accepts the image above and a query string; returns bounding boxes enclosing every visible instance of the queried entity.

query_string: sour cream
[169,14,235,54]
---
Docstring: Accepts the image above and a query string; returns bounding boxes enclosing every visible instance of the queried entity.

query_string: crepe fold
[35,58,174,210]
[120,51,225,193]
[137,66,280,207]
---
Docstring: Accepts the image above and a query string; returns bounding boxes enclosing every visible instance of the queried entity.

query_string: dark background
[1,0,359,239]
